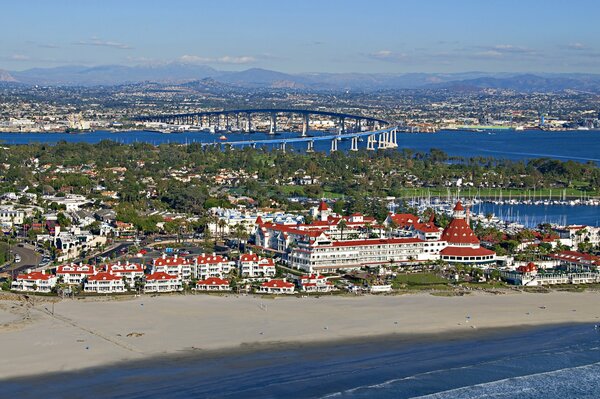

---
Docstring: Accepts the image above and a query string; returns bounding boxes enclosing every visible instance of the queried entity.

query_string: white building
[84,272,126,293]
[0,207,25,227]
[258,279,295,294]
[11,271,57,292]
[299,274,334,292]
[238,252,276,278]
[501,262,600,286]
[106,262,145,285]
[290,237,438,273]
[144,272,183,293]
[53,226,108,262]
[194,253,235,280]
[42,194,91,211]
[56,263,97,285]
[195,277,230,291]
[152,254,193,282]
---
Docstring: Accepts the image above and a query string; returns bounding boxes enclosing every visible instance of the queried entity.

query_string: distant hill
[5,64,600,92]
[0,69,17,82]
[427,73,600,92]
[10,63,219,86]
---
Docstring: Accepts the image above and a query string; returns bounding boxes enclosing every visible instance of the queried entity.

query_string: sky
[1,0,600,74]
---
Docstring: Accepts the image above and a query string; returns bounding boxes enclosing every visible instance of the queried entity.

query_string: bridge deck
[135,108,389,125]
[204,126,396,146]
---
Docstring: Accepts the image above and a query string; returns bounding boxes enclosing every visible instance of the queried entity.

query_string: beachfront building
[207,207,304,236]
[193,253,235,280]
[258,279,295,294]
[289,237,438,273]
[11,271,57,292]
[106,262,145,285]
[84,272,126,293]
[501,262,600,286]
[152,254,193,282]
[299,274,335,293]
[238,252,276,278]
[56,263,97,285]
[195,277,230,291]
[545,250,600,271]
[144,272,183,293]
[254,201,382,254]
[438,202,496,266]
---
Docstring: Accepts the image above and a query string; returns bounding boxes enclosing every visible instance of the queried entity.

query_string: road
[1,243,42,276]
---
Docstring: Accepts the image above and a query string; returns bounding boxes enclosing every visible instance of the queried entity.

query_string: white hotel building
[290,237,442,273]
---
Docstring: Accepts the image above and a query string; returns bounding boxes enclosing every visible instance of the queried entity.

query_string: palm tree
[217,219,227,241]
[233,223,248,251]
[337,219,348,240]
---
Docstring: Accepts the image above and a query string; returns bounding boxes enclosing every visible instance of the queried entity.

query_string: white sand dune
[1,291,600,380]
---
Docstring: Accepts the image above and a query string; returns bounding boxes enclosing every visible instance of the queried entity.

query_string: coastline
[2,291,600,381]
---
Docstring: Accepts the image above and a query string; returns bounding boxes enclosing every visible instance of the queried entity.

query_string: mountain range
[2,63,600,92]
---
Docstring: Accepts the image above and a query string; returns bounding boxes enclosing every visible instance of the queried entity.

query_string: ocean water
[0,129,598,163]
[4,324,600,399]
[474,203,600,227]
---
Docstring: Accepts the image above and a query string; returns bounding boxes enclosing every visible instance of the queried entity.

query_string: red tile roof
[146,272,179,281]
[197,277,229,286]
[441,218,479,245]
[196,254,228,264]
[329,237,424,247]
[318,200,329,211]
[154,256,191,266]
[440,246,495,257]
[88,272,123,282]
[517,262,538,273]
[16,271,54,281]
[261,279,294,288]
[239,253,259,262]
[56,264,96,275]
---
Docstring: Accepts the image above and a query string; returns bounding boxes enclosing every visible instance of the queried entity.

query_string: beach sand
[1,291,600,380]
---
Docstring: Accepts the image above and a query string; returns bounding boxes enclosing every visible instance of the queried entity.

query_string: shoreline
[3,322,581,384]
[2,291,600,380]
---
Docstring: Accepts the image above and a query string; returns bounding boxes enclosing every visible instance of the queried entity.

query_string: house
[299,274,334,292]
[194,253,235,280]
[501,262,600,286]
[238,252,276,278]
[11,271,57,292]
[258,279,295,294]
[84,272,126,293]
[152,254,193,281]
[144,272,183,293]
[195,277,230,291]
[106,262,145,285]
[56,263,97,285]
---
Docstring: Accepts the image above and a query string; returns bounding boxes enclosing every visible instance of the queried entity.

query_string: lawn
[392,272,450,290]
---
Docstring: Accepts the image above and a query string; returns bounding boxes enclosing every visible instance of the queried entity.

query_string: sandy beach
[1,290,600,380]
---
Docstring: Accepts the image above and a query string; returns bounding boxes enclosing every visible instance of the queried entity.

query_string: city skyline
[2,0,600,74]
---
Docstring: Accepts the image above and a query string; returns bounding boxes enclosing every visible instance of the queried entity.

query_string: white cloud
[10,54,30,61]
[179,55,256,64]
[566,42,586,50]
[368,50,409,62]
[74,38,132,50]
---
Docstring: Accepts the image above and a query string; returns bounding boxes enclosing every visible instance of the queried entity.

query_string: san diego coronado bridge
[134,108,398,152]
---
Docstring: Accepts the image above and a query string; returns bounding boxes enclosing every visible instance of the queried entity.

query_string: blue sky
[2,0,600,73]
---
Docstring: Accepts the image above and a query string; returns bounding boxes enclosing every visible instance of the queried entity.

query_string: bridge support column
[225,114,230,131]
[301,114,309,137]
[338,117,345,135]
[246,113,252,132]
[270,113,277,135]
[350,136,359,151]
[367,134,376,151]
[307,140,314,152]
[330,138,338,152]
[280,142,286,153]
